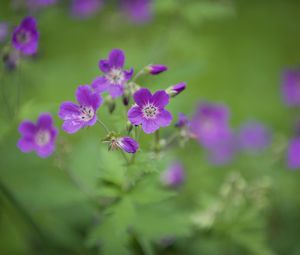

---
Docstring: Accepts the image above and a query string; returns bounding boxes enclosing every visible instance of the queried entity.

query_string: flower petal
[124,68,134,80]
[109,49,125,68]
[141,119,159,134]
[157,109,172,127]
[133,88,152,106]
[107,84,124,98]
[37,113,53,130]
[36,144,55,158]
[17,137,34,153]
[59,101,80,120]
[128,106,143,125]
[76,85,102,110]
[152,90,169,108]
[287,138,300,170]
[18,121,36,136]
[118,137,139,153]
[98,59,110,73]
[92,76,110,93]
[62,120,83,134]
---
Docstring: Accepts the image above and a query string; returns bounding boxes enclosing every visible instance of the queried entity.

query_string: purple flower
[166,82,186,97]
[17,113,58,158]
[59,85,102,134]
[12,17,39,56]
[207,133,237,165]
[238,122,272,152]
[127,88,172,134]
[281,69,300,106]
[92,49,133,99]
[161,162,185,188]
[71,0,103,19]
[109,136,139,153]
[175,113,189,128]
[287,137,300,170]
[190,102,231,148]
[147,64,168,75]
[0,22,8,43]
[121,0,152,24]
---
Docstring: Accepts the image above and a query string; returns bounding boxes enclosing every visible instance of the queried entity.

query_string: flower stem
[120,149,130,165]
[154,130,160,153]
[97,119,110,134]
[132,68,146,82]
[0,70,13,119]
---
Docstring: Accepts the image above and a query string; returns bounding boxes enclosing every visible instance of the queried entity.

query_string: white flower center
[106,68,125,85]
[17,30,31,44]
[79,105,94,122]
[35,130,50,146]
[142,104,159,119]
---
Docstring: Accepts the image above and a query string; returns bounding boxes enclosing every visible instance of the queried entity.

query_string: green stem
[0,71,13,119]
[154,130,160,153]
[120,149,130,165]
[97,119,110,134]
[132,68,146,82]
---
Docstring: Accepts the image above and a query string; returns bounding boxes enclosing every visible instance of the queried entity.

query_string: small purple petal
[148,64,168,75]
[108,49,125,68]
[128,106,143,125]
[172,82,186,95]
[156,109,172,127]
[287,137,300,170]
[37,113,53,130]
[92,76,110,93]
[152,90,169,109]
[141,118,159,134]
[98,59,110,73]
[124,68,134,80]
[71,0,103,19]
[121,0,152,24]
[17,138,34,153]
[18,121,36,136]
[118,137,139,153]
[107,84,124,99]
[133,88,152,107]
[58,101,80,119]
[282,69,300,106]
[76,85,102,110]
[36,144,55,158]
[161,162,185,188]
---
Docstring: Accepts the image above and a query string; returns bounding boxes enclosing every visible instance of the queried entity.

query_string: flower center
[79,105,94,122]
[17,30,31,44]
[106,68,124,85]
[142,104,159,119]
[35,130,50,146]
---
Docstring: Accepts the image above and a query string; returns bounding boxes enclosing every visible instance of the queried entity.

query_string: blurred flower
[238,122,272,152]
[281,69,300,106]
[128,88,172,134]
[161,161,185,188]
[287,137,300,170]
[207,132,237,165]
[146,64,168,75]
[12,16,39,56]
[71,0,103,19]
[121,0,152,24]
[17,113,58,158]
[59,85,102,134]
[92,49,133,98]
[109,136,139,153]
[175,113,190,128]
[0,22,9,43]
[2,49,20,71]
[166,82,186,97]
[27,0,57,10]
[190,102,231,148]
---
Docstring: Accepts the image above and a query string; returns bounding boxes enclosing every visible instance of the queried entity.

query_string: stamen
[142,104,159,119]
[106,68,125,85]
[35,130,50,146]
[79,105,94,122]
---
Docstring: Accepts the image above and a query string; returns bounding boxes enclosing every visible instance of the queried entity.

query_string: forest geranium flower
[147,64,168,75]
[238,122,272,152]
[0,22,8,43]
[17,113,58,158]
[12,16,39,56]
[71,0,103,19]
[282,69,300,106]
[287,137,300,170]
[92,49,133,98]
[166,82,186,97]
[161,162,185,188]
[127,88,172,134]
[108,136,139,153]
[59,85,102,134]
[121,0,152,24]
[190,102,231,148]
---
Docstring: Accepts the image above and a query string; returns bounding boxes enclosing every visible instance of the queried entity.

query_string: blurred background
[1,0,300,254]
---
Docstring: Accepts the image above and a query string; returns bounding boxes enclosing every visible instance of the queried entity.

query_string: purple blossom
[0,22,8,43]
[166,82,186,97]
[161,162,185,188]
[147,64,168,75]
[12,16,39,56]
[17,113,58,158]
[175,113,190,128]
[281,69,300,106]
[190,102,231,148]
[287,137,300,170]
[121,0,152,24]
[59,85,102,134]
[238,122,272,152]
[92,49,133,99]
[109,136,139,153]
[127,88,172,134]
[71,0,103,19]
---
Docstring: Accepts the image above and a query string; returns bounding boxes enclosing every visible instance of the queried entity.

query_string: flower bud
[146,64,168,75]
[166,82,186,97]
[104,133,139,154]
